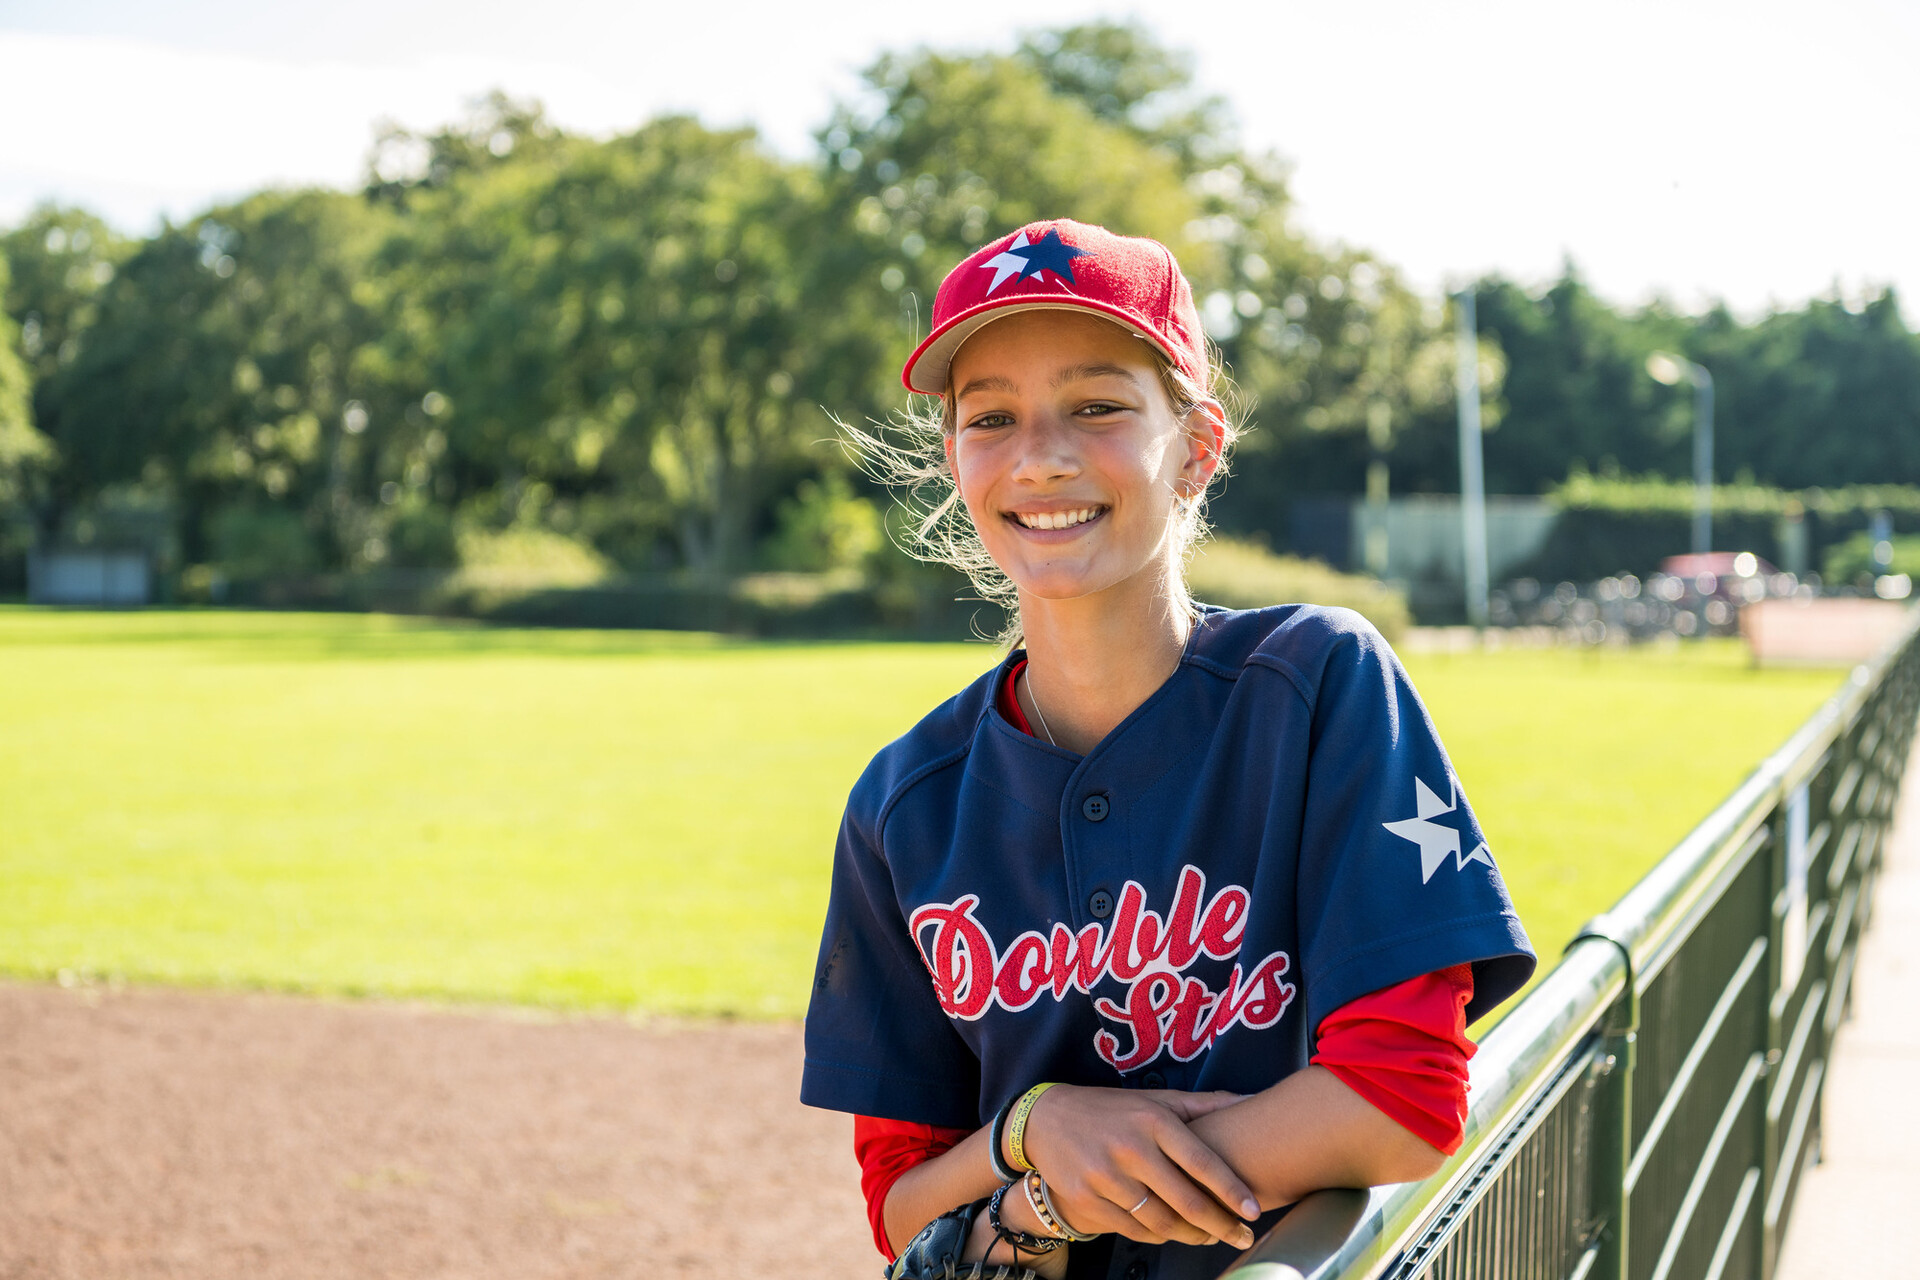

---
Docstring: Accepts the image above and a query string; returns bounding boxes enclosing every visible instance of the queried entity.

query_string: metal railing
[1222,609,1920,1280]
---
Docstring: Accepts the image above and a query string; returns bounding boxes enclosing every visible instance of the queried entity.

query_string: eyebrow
[1052,363,1142,389]
[954,374,1019,400]
[954,363,1143,401]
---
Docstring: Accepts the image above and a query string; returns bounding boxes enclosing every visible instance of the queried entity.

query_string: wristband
[1026,1169,1098,1243]
[986,1093,1022,1183]
[989,1180,1065,1256]
[1005,1082,1057,1174]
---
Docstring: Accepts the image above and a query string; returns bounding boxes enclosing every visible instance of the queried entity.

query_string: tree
[1692,289,1920,487]
[38,190,394,568]
[1013,21,1237,169]
[1,206,128,539]
[373,106,833,574]
[0,249,48,535]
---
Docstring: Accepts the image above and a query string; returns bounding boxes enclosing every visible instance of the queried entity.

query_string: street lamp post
[1647,353,1715,554]
[1455,290,1490,629]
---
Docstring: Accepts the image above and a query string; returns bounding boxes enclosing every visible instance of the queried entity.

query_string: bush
[206,504,320,579]
[453,524,611,588]
[761,474,886,572]
[1188,537,1410,641]
[385,503,458,569]
[1824,531,1920,585]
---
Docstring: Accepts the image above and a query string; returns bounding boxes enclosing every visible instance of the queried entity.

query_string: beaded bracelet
[986,1093,1022,1183]
[1005,1081,1057,1173]
[1025,1169,1099,1243]
[988,1180,1065,1256]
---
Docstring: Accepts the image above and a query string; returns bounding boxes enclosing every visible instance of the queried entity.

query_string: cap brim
[901,297,1183,395]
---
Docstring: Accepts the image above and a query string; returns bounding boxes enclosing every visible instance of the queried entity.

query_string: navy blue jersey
[802,605,1535,1280]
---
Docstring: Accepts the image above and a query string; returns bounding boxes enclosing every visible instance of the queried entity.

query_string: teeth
[1016,507,1099,530]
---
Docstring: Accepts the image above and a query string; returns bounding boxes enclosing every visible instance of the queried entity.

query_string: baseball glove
[885,1198,1046,1280]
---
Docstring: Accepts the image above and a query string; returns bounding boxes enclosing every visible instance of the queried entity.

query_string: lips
[1010,506,1106,531]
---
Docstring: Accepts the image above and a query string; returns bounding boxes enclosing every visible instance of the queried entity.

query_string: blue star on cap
[979,228,1092,294]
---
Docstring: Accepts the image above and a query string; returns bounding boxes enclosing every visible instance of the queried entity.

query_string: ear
[1178,400,1228,499]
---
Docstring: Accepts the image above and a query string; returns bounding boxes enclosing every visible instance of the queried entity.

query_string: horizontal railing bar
[1562,613,1913,992]
[1220,939,1625,1280]
[1764,1059,1825,1231]
[1625,937,1767,1191]
[1767,980,1826,1126]
[1830,762,1863,818]
[1803,817,1831,870]
[1824,944,1856,1042]
[1635,824,1771,996]
[1823,885,1857,969]
[1384,1034,1603,1278]
[1858,771,1882,819]
[1594,786,1777,986]
[1797,900,1831,991]
[1647,1053,1765,1280]
[1826,821,1862,893]
[1701,1166,1761,1280]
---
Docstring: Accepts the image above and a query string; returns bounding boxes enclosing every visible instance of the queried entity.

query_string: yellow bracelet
[1005,1082,1057,1173]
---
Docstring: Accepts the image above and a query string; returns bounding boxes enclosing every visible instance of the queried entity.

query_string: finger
[1128,1139,1259,1249]
[1128,1155,1256,1249]
[1156,1122,1261,1226]
[1112,1191,1213,1247]
[1148,1089,1247,1122]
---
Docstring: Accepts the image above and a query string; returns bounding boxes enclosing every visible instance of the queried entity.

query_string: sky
[3,0,1917,317]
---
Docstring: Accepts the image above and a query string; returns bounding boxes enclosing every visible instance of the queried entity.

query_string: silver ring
[1127,1194,1151,1215]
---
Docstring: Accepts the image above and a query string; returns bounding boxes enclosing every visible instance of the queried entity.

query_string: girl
[802,220,1534,1280]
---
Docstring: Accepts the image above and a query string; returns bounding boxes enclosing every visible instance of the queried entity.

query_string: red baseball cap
[901,218,1207,395]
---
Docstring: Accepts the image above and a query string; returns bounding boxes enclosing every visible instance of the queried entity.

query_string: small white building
[27,550,151,604]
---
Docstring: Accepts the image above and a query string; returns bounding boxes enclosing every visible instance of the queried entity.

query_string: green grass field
[0,607,1846,1019]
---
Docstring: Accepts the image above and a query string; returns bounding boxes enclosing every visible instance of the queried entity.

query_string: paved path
[1774,743,1920,1279]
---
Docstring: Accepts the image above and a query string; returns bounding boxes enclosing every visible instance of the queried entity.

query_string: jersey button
[1124,1262,1149,1280]
[1141,1071,1166,1090]
[1088,889,1114,919]
[1081,794,1110,822]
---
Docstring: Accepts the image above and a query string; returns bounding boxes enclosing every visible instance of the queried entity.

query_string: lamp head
[1646,352,1686,386]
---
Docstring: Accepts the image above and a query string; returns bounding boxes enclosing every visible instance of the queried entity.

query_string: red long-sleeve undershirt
[853,661,1476,1259]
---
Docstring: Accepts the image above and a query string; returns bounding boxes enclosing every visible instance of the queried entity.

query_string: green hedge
[1510,474,1919,582]
[186,542,1409,643]
[1188,538,1410,641]
[197,567,992,640]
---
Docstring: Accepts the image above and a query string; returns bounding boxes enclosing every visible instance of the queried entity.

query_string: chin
[1008,564,1131,604]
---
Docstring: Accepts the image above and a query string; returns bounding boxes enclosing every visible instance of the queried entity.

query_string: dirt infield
[0,981,874,1280]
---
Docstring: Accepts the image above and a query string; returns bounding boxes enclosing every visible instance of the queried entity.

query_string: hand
[1018,1086,1259,1250]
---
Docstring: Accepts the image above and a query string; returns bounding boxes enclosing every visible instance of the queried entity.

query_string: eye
[1076,400,1126,419]
[961,410,1015,432]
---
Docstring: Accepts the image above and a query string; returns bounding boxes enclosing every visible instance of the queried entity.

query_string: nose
[1010,412,1080,486]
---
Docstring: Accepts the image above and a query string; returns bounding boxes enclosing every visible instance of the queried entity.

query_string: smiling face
[944,309,1222,610]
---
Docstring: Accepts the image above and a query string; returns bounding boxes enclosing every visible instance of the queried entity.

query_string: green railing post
[1759,768,1803,1280]
[1568,924,1636,1280]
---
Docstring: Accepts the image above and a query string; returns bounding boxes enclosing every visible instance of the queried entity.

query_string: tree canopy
[2,21,1915,596]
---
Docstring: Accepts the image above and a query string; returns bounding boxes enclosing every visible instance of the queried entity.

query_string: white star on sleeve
[1382,776,1495,884]
[978,232,1032,294]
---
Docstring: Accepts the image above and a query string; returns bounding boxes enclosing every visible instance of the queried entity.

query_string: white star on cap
[1382,776,1496,884]
[979,232,1034,294]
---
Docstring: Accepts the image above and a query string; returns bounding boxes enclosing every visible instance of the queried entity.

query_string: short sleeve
[1290,623,1535,1029]
[801,802,982,1128]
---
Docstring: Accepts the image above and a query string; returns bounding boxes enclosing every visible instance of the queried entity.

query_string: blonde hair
[842,334,1242,646]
